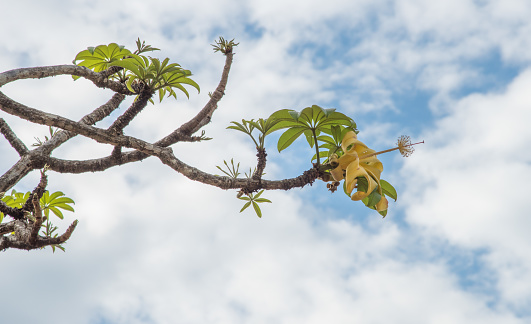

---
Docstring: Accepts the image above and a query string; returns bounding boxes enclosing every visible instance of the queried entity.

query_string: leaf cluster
[268,105,356,166]
[227,117,280,149]
[238,190,271,218]
[1,189,74,222]
[1,190,76,252]
[225,104,405,217]
[211,37,239,54]
[216,159,240,178]
[73,41,199,103]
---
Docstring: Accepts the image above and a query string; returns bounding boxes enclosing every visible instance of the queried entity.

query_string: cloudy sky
[1,0,531,323]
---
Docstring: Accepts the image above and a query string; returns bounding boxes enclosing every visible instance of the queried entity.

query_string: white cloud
[403,68,531,313]
[2,1,531,323]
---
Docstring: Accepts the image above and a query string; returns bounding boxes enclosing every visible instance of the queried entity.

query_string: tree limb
[0,65,133,95]
[0,93,125,192]
[0,221,15,235]
[0,117,28,156]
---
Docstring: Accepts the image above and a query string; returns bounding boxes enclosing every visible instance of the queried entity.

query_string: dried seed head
[397,135,414,157]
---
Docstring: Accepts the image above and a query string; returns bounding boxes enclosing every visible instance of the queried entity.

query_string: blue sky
[1,0,531,323]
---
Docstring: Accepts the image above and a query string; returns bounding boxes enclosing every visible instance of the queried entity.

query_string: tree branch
[0,65,133,95]
[0,219,78,251]
[0,117,28,156]
[0,93,125,192]
[45,52,236,173]
[252,148,267,181]
[161,51,234,144]
[40,93,126,154]
[0,221,15,235]
[107,91,152,134]
[28,193,43,245]
[0,200,25,220]
[0,91,170,157]
[21,168,48,213]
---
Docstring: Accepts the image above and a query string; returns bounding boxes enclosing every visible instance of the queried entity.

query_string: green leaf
[240,201,252,212]
[168,83,190,99]
[356,177,369,193]
[48,197,75,206]
[277,127,307,152]
[316,135,337,146]
[73,43,131,74]
[331,125,341,142]
[54,204,75,212]
[49,207,64,220]
[322,108,336,117]
[364,189,382,208]
[380,179,398,201]
[288,110,300,121]
[167,76,200,93]
[254,190,265,199]
[311,150,329,162]
[304,129,315,148]
[252,201,262,218]
[254,198,272,203]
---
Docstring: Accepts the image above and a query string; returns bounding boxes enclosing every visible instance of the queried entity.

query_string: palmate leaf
[227,120,260,148]
[227,117,281,149]
[238,190,271,218]
[40,191,75,220]
[248,117,282,136]
[72,43,131,79]
[109,55,146,78]
[268,105,357,154]
[0,190,75,222]
[111,55,199,99]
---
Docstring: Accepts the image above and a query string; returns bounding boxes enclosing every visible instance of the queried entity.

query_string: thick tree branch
[0,200,25,220]
[40,93,126,154]
[0,94,125,192]
[0,117,28,156]
[0,91,170,157]
[0,170,78,252]
[161,51,234,144]
[21,168,48,213]
[252,148,267,181]
[1,67,320,196]
[0,65,133,95]
[1,88,320,191]
[29,194,43,245]
[0,155,34,193]
[46,52,236,173]
[0,221,15,235]
[108,91,152,133]
[0,219,78,251]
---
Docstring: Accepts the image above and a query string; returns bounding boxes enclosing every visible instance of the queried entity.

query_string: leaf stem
[359,141,424,160]
[312,129,320,167]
